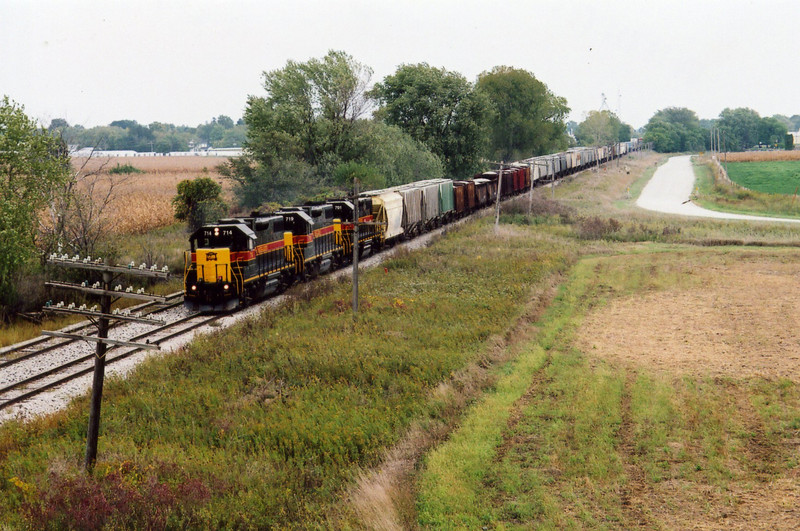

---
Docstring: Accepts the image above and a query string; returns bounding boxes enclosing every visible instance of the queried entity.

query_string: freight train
[183,140,644,311]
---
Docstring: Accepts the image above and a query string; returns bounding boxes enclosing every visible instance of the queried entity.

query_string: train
[183,139,645,312]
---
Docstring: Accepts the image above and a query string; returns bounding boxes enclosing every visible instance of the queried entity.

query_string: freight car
[184,139,646,311]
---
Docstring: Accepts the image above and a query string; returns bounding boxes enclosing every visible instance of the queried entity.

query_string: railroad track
[0,290,185,363]
[0,300,219,413]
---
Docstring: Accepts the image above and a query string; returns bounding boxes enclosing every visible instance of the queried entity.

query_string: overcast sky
[2,0,798,130]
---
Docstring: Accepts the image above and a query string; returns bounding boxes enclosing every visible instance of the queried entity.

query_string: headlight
[190,285,197,291]
[223,284,230,290]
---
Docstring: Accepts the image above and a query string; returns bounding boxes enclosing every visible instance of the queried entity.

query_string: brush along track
[0,299,216,414]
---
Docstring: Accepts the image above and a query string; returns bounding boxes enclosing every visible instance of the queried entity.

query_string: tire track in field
[617,369,656,528]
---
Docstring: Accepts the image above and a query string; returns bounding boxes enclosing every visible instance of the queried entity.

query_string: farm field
[70,156,232,235]
[419,247,800,529]
[721,150,800,163]
[2,151,800,528]
[727,160,800,195]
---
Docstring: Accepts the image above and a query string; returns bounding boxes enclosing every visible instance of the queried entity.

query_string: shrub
[172,177,228,231]
[576,216,621,239]
[108,163,144,175]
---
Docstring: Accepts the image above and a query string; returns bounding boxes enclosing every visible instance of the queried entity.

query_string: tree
[172,177,228,231]
[226,51,376,207]
[476,66,569,161]
[0,97,70,315]
[643,107,706,152]
[246,50,373,169]
[575,110,627,147]
[757,116,787,148]
[332,161,385,191]
[371,63,491,178]
[716,107,762,151]
[349,121,444,187]
[43,154,129,258]
[221,154,317,209]
[216,115,235,129]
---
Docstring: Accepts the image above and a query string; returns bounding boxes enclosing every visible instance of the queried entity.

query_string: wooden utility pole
[527,163,534,216]
[494,161,504,232]
[352,179,359,317]
[44,255,169,471]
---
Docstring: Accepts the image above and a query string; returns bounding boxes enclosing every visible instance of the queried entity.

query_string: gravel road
[637,155,800,224]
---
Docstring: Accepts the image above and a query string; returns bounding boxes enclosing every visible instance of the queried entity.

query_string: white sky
[2,0,797,130]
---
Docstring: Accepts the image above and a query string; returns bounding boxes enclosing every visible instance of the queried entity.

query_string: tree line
[222,51,574,209]
[48,115,247,153]
[643,107,799,153]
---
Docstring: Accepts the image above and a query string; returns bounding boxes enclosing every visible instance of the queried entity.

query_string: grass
[5,151,800,527]
[693,157,800,220]
[726,160,800,195]
[0,218,575,529]
[108,163,144,175]
[417,249,800,528]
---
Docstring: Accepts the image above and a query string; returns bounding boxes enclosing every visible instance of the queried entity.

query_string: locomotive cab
[184,222,255,312]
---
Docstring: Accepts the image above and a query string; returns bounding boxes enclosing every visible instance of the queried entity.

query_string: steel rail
[0,312,218,412]
[0,293,184,366]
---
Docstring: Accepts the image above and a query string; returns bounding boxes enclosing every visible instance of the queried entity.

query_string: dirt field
[576,253,800,529]
[576,258,800,381]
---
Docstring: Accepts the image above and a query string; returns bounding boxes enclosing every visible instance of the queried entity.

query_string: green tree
[643,107,706,152]
[349,121,444,187]
[575,110,630,147]
[247,50,373,169]
[0,97,70,314]
[172,177,228,231]
[332,161,385,191]
[227,51,375,207]
[371,63,491,178]
[221,154,316,209]
[757,116,787,148]
[716,107,762,151]
[476,66,570,161]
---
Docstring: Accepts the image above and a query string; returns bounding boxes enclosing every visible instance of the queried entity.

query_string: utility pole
[527,163,534,216]
[494,161,504,231]
[44,255,170,471]
[352,178,359,317]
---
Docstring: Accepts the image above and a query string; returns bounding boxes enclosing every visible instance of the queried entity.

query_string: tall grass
[720,151,800,163]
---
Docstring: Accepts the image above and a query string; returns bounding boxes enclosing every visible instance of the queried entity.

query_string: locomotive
[184,140,644,311]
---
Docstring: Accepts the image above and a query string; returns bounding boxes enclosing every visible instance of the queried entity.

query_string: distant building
[791,131,800,149]
[70,147,243,158]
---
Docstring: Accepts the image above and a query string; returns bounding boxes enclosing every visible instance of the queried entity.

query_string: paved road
[637,155,800,224]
